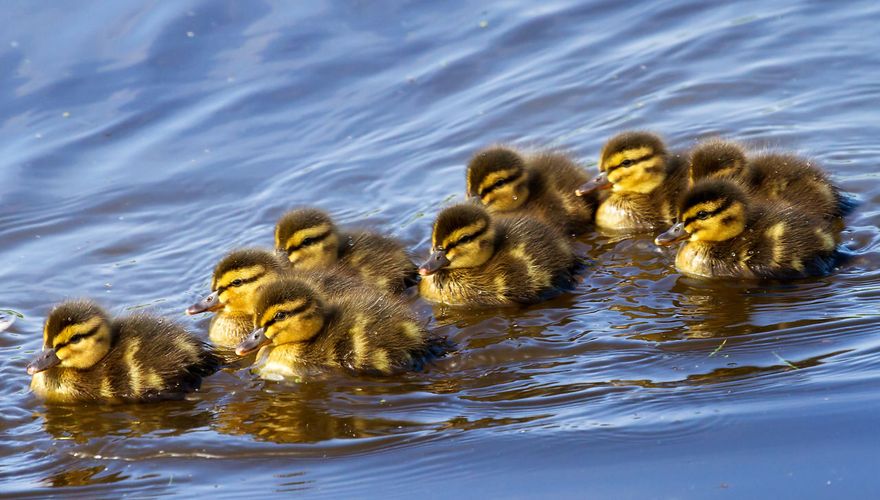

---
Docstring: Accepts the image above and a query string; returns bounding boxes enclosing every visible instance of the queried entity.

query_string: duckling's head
[419,203,496,275]
[27,300,113,375]
[689,139,747,186]
[235,278,326,356]
[466,147,530,211]
[187,248,286,316]
[577,131,668,196]
[655,179,748,246]
[274,208,341,270]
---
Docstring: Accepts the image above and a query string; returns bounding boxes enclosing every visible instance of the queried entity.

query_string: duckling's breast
[596,196,656,231]
[209,313,253,347]
[30,370,80,403]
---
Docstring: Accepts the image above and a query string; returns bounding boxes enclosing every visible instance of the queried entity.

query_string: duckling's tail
[410,337,456,371]
[836,192,859,218]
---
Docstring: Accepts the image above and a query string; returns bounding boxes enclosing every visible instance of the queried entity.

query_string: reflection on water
[2,0,880,497]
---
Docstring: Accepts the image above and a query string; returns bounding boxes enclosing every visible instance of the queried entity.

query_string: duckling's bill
[186,290,222,315]
[418,250,450,276]
[575,172,611,196]
[26,348,60,375]
[655,222,689,246]
[236,327,269,356]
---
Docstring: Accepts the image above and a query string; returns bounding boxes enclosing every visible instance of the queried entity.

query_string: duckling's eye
[697,211,710,220]
[69,334,85,344]
[230,279,244,287]
[273,312,287,321]
[457,234,476,245]
[300,237,316,247]
[620,159,633,167]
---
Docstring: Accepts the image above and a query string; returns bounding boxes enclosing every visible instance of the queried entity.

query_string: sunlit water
[2,0,880,497]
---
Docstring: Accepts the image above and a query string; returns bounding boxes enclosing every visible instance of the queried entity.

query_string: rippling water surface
[2,0,880,497]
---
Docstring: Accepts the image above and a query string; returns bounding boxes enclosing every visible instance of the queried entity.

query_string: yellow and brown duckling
[576,131,688,231]
[418,202,581,306]
[466,146,599,235]
[28,299,220,403]
[235,277,439,380]
[275,208,418,294]
[689,139,853,228]
[654,179,840,279]
[186,247,360,348]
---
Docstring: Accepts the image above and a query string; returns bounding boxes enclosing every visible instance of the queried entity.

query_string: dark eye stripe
[262,302,311,329]
[683,199,732,226]
[287,230,332,253]
[479,171,522,197]
[606,153,654,173]
[445,225,488,251]
[54,324,101,349]
[217,272,265,294]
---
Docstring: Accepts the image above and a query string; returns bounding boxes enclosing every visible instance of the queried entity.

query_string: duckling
[186,247,360,347]
[27,299,220,403]
[417,202,580,306]
[235,277,438,379]
[275,208,418,295]
[654,179,840,279]
[466,146,599,235]
[688,139,852,228]
[576,131,688,231]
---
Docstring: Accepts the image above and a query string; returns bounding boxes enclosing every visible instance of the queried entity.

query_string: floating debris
[0,309,22,333]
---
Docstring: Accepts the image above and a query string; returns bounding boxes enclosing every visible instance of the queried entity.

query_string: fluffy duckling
[275,208,418,294]
[418,203,580,306]
[466,146,598,235]
[576,131,688,231]
[235,277,437,379]
[186,247,359,347]
[654,179,840,279]
[689,139,852,227]
[28,300,220,403]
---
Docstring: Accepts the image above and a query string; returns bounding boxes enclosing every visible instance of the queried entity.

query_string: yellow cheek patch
[218,265,266,289]
[260,300,307,327]
[607,157,662,192]
[603,146,653,170]
[285,223,333,250]
[53,316,105,348]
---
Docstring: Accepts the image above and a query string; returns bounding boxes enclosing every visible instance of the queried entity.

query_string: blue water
[2,0,880,497]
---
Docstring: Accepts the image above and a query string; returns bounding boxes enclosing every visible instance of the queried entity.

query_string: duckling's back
[34,315,220,403]
[747,152,850,224]
[527,152,597,235]
[338,230,419,293]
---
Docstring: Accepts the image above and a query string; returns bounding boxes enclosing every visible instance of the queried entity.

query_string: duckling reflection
[212,388,429,444]
[38,399,214,443]
[466,146,599,235]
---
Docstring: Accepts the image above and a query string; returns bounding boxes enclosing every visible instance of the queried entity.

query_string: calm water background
[1,0,879,497]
